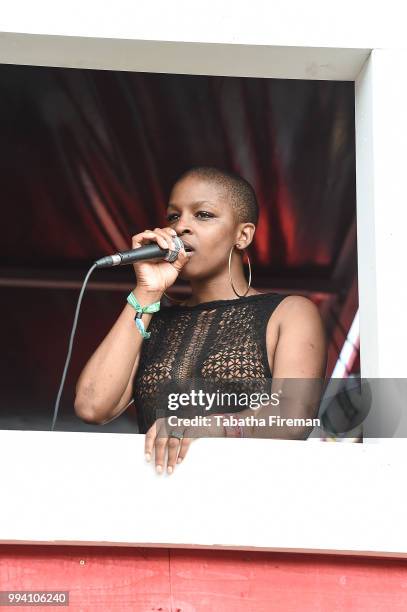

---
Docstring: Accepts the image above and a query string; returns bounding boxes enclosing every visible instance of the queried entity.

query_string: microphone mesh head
[164,236,184,262]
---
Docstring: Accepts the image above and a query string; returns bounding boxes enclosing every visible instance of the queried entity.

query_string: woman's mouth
[182,241,195,254]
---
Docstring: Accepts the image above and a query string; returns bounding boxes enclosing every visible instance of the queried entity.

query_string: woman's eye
[167,211,214,221]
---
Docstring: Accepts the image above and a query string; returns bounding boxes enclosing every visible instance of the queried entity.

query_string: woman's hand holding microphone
[131,226,190,298]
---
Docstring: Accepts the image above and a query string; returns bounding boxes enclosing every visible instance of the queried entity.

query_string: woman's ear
[236,223,256,248]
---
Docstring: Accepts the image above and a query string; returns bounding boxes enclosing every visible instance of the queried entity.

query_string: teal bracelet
[127,292,160,339]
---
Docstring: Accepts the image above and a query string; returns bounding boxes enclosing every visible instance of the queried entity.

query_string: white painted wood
[0,430,406,557]
[0,33,368,81]
[356,50,407,378]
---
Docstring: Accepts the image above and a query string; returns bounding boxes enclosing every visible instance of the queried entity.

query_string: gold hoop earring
[228,244,252,298]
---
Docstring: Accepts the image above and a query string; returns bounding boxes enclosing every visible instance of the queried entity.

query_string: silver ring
[168,430,183,440]
[164,236,182,263]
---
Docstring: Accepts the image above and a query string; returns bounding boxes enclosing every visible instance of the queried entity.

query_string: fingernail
[156,465,163,474]
[176,457,182,464]
[167,466,173,474]
[145,452,151,462]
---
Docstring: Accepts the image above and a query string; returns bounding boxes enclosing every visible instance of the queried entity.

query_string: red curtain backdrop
[0,64,357,431]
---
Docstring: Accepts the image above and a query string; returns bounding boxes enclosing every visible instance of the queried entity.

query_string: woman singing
[74,166,327,474]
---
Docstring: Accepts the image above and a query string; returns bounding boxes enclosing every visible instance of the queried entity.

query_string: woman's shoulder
[267,294,322,329]
[271,294,319,314]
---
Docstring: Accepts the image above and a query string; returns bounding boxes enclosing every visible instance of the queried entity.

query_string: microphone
[95,236,184,268]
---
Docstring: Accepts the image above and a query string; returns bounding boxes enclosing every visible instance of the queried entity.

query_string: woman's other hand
[144,417,194,475]
[144,416,225,475]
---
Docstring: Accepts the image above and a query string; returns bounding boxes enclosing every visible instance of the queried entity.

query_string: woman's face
[166,176,239,280]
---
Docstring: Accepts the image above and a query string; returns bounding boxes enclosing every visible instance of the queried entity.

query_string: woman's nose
[173,218,192,235]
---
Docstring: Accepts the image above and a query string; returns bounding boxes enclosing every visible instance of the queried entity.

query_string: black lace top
[132,292,289,433]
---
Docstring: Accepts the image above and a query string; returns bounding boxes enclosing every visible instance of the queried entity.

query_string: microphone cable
[51,263,97,431]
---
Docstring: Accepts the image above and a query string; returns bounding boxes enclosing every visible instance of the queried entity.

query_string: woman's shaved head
[174,166,259,226]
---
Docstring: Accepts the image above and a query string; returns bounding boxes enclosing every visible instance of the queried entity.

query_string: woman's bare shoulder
[267,294,323,333]
[276,294,319,315]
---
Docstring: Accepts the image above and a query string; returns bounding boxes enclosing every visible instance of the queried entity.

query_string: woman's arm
[74,286,162,424]
[270,295,327,378]
[74,225,189,425]
[253,294,327,438]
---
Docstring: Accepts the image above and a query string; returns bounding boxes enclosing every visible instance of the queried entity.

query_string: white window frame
[1,29,407,557]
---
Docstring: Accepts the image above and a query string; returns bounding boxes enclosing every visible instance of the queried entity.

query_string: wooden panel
[0,545,171,611]
[1,545,407,611]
